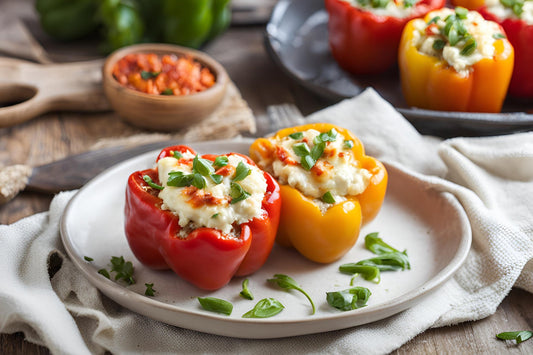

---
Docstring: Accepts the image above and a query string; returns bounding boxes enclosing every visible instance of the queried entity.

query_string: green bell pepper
[34,0,231,51]
[35,0,99,41]
[161,0,232,49]
[99,0,145,53]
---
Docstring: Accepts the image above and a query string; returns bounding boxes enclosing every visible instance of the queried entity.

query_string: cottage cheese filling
[157,152,267,235]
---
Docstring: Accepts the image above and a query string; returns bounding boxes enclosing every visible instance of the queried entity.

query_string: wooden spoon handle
[0,58,110,127]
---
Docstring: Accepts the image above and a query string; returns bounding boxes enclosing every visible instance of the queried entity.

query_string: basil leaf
[140,70,160,80]
[144,283,156,296]
[496,331,533,344]
[213,156,229,169]
[171,150,183,159]
[326,287,372,311]
[318,128,337,142]
[343,140,354,149]
[240,278,254,300]
[143,175,164,190]
[233,162,252,181]
[356,252,411,271]
[167,171,192,187]
[230,182,250,204]
[267,274,316,315]
[210,174,223,184]
[193,155,215,177]
[310,141,326,161]
[84,256,94,262]
[339,264,381,283]
[161,88,173,95]
[289,132,304,140]
[493,33,506,39]
[301,155,316,171]
[460,37,477,56]
[191,173,206,189]
[198,297,233,316]
[293,142,311,157]
[364,232,401,255]
[242,298,284,318]
[321,191,335,204]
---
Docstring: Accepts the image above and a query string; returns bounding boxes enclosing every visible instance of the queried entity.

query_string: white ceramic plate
[60,139,471,339]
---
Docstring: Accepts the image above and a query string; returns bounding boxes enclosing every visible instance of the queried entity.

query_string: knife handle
[0,164,32,204]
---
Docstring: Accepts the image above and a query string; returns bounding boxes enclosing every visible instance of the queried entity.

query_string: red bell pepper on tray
[479,7,533,98]
[124,145,281,290]
[325,0,445,75]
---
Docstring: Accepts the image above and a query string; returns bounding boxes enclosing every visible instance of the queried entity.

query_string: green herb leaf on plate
[242,298,284,318]
[240,278,254,300]
[198,297,233,316]
[326,287,372,311]
[267,274,316,315]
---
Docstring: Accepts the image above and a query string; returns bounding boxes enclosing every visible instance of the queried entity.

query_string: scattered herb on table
[240,278,253,300]
[267,274,316,315]
[198,297,233,316]
[496,331,533,344]
[144,283,156,296]
[242,298,284,318]
[84,256,94,262]
[326,287,372,311]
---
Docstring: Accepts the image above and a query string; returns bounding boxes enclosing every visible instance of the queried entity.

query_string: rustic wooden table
[1,1,532,354]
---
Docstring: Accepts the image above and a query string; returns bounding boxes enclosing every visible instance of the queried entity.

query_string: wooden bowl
[102,43,229,131]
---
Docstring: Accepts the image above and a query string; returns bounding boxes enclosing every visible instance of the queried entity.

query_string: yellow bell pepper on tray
[249,123,388,264]
[398,7,514,113]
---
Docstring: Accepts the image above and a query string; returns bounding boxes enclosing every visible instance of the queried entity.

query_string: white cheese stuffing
[341,0,422,18]
[412,8,502,77]
[157,153,267,236]
[257,128,371,208]
[485,0,533,25]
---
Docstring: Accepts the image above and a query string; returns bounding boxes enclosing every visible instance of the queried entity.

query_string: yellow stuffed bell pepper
[398,7,514,113]
[249,123,387,264]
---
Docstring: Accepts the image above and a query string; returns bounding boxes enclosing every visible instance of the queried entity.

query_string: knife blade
[26,139,179,194]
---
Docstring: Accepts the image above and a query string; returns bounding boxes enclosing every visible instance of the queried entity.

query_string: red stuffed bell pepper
[325,0,445,75]
[124,145,281,290]
[479,2,533,98]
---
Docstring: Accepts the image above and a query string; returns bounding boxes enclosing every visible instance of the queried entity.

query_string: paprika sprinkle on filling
[112,53,215,95]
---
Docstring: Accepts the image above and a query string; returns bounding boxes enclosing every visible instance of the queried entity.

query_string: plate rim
[60,139,472,338]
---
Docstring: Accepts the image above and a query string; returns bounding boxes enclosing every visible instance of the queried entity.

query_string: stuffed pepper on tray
[398,7,514,112]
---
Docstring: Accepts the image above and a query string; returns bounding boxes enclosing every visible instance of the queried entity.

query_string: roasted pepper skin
[35,0,99,41]
[124,145,281,290]
[249,124,388,264]
[398,14,514,112]
[479,9,533,99]
[324,0,445,75]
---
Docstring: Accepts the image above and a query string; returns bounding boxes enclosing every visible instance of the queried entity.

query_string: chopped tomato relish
[112,53,216,96]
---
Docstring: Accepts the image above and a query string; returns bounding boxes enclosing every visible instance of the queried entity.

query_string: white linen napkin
[1,88,532,355]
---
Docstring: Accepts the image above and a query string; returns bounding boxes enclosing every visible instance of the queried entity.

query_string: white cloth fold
[1,88,532,354]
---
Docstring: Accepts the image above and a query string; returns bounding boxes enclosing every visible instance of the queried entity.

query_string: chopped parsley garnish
[426,7,478,57]
[144,283,156,296]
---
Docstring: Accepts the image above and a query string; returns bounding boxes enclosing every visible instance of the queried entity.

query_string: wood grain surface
[1,0,532,354]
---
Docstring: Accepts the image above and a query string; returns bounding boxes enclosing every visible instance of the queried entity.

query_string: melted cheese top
[256,128,371,208]
[485,0,533,25]
[412,8,502,77]
[157,152,267,235]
